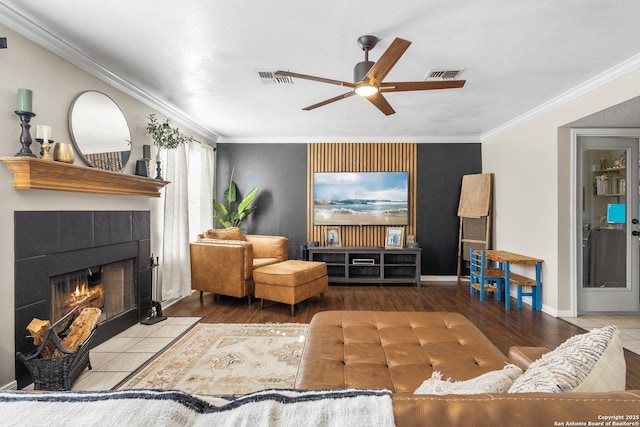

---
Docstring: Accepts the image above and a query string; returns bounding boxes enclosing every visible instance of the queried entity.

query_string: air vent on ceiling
[424,69,464,80]
[257,70,293,85]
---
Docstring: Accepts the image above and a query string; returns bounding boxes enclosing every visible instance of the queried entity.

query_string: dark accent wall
[216,144,308,260]
[416,144,482,275]
[216,143,481,273]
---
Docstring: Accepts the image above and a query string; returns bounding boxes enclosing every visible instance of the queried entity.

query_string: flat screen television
[313,171,409,225]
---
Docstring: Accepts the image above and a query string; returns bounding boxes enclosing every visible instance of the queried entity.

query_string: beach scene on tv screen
[313,172,408,225]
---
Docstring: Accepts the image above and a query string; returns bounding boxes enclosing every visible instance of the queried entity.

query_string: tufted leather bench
[295,310,509,392]
[293,310,640,426]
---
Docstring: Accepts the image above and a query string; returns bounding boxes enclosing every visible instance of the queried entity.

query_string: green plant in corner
[213,168,259,229]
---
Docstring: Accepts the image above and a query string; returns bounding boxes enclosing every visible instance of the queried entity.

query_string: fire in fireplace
[50,258,135,324]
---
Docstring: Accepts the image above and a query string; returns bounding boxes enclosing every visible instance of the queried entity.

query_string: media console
[307,247,422,286]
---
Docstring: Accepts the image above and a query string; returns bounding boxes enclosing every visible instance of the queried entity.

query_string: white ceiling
[2,0,640,143]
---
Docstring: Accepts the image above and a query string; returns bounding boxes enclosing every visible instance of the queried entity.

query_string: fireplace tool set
[141,255,167,325]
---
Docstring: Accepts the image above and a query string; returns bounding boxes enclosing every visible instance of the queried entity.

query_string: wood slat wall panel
[307,143,416,247]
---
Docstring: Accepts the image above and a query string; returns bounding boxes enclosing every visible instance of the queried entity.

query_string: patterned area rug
[118,323,308,395]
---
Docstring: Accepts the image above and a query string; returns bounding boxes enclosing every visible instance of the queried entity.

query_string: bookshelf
[593,166,626,196]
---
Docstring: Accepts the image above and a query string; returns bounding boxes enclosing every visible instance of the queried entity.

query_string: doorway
[575,130,640,313]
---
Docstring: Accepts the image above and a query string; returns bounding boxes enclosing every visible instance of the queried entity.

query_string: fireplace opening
[50,258,135,324]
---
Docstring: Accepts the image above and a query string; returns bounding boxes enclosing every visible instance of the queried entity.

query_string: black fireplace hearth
[14,211,152,389]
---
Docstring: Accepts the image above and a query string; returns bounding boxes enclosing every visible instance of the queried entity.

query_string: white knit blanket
[0,388,395,427]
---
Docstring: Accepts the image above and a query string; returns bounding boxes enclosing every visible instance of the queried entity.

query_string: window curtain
[199,144,215,232]
[188,142,215,239]
[161,144,191,300]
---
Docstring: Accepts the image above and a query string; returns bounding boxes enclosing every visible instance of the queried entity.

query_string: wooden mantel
[2,157,169,197]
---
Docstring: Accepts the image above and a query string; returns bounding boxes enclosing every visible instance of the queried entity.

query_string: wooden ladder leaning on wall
[456,173,493,284]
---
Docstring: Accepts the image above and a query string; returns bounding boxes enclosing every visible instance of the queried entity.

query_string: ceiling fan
[275,35,465,116]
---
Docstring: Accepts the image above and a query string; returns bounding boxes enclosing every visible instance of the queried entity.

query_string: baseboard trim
[1,381,18,391]
[420,275,458,282]
[550,308,574,318]
[160,297,183,310]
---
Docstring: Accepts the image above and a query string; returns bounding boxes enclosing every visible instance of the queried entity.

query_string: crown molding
[481,53,640,141]
[216,135,481,144]
[0,3,219,142]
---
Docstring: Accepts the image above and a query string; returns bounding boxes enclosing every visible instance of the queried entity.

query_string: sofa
[190,227,288,302]
[296,310,640,427]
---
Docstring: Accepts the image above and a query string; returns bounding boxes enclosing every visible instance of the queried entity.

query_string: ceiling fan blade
[302,91,356,111]
[275,70,356,88]
[365,92,395,116]
[380,80,466,92]
[363,38,411,86]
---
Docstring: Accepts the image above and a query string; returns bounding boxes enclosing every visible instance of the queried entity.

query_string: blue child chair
[469,247,504,301]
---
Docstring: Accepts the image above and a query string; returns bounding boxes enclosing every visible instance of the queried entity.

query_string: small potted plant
[146,113,194,179]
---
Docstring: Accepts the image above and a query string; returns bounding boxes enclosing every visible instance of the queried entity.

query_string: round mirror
[69,91,131,172]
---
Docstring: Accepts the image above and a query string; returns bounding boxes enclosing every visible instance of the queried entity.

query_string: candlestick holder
[143,148,152,178]
[35,138,44,156]
[155,160,163,180]
[41,142,52,160]
[14,110,37,157]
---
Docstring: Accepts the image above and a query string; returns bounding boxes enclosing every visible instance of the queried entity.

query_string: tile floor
[23,316,201,391]
[561,314,640,355]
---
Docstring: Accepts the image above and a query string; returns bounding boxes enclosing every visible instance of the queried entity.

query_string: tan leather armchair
[190,228,288,303]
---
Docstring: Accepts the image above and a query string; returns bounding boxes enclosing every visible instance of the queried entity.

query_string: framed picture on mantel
[385,227,404,249]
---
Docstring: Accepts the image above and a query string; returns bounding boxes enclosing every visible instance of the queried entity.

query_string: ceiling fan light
[355,84,378,97]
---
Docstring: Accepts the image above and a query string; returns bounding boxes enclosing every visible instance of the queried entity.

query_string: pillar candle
[17,88,33,113]
[143,144,151,159]
[36,125,52,141]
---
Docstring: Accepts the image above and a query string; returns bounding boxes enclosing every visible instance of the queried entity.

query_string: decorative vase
[134,160,147,177]
[53,142,74,163]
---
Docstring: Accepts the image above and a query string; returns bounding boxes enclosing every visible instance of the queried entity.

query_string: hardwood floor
[164,281,640,389]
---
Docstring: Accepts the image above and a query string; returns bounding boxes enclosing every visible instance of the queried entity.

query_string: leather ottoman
[295,310,509,392]
[254,260,328,316]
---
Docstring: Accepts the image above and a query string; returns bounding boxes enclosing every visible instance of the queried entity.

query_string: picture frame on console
[385,227,404,249]
[326,227,341,247]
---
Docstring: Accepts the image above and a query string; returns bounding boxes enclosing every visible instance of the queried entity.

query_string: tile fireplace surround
[13,210,152,389]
